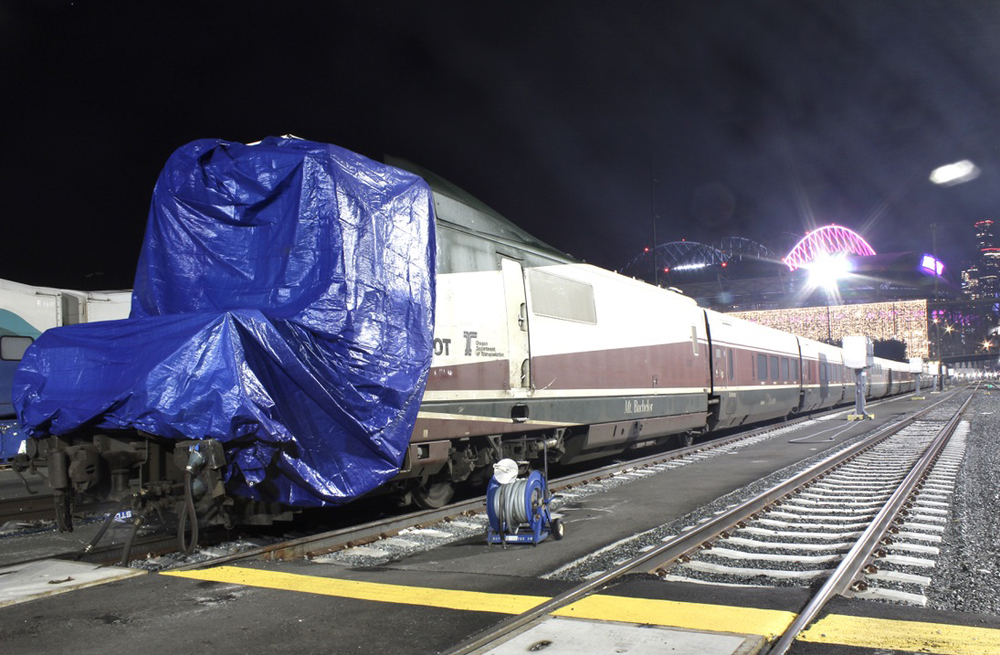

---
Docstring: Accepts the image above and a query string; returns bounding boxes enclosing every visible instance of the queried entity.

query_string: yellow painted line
[163,566,546,615]
[800,614,1000,655]
[163,567,1000,654]
[164,567,794,638]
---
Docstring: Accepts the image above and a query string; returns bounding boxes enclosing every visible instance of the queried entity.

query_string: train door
[712,345,731,391]
[500,258,530,391]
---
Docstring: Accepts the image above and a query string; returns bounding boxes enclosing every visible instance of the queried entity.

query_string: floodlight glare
[805,252,851,290]
[930,160,980,186]
[920,254,945,276]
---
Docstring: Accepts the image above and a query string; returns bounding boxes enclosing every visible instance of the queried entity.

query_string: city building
[629,225,993,369]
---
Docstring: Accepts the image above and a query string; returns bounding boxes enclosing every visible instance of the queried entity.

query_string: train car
[0,279,132,459]
[797,336,848,411]
[866,358,893,399]
[369,160,716,506]
[11,137,920,531]
[898,362,916,393]
[1,279,63,420]
[703,311,800,430]
[14,140,710,522]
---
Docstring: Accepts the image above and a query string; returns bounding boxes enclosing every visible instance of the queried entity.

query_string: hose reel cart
[486,457,564,546]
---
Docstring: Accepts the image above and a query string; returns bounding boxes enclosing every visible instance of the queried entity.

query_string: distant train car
[0,278,130,459]
[797,336,848,412]
[704,312,800,430]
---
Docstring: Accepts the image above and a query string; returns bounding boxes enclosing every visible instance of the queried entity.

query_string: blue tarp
[14,137,436,506]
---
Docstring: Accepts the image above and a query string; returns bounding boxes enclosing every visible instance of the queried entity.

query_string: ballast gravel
[546,394,976,585]
[925,390,1000,615]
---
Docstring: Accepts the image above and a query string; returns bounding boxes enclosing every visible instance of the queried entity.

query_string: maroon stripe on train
[530,341,711,390]
[425,359,509,391]
[424,341,711,393]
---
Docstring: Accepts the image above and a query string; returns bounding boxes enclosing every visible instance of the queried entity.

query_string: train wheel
[676,432,694,448]
[412,478,455,509]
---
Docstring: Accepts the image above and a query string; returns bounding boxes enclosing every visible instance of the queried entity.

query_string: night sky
[5,1,1000,290]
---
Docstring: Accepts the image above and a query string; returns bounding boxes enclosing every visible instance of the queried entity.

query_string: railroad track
[661,401,967,598]
[442,387,973,655]
[170,399,885,571]
[0,491,58,523]
[0,390,925,574]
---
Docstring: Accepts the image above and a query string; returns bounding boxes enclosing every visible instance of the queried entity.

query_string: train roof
[386,156,576,263]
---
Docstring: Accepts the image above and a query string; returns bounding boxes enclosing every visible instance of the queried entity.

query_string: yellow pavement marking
[163,566,795,638]
[163,566,546,615]
[164,566,1000,654]
[800,613,1000,655]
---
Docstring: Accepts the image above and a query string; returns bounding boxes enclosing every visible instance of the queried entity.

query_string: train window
[793,360,799,381]
[757,354,767,380]
[770,356,779,381]
[1,335,33,361]
[781,358,789,381]
[526,269,597,324]
[727,348,734,380]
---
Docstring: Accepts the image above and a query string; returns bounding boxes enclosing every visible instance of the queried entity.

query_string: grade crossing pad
[0,559,145,607]
[481,616,761,655]
[164,566,1000,655]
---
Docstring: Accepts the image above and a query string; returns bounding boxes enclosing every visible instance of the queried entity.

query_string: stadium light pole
[651,152,659,287]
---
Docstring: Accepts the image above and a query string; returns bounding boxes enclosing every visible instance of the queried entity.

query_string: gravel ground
[926,391,1000,615]
[546,394,971,583]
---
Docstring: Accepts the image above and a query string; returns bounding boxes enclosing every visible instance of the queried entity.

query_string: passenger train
[0,278,130,459]
[9,155,915,528]
[389,160,914,507]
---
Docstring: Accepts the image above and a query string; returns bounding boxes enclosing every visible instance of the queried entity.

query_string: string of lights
[731,300,929,358]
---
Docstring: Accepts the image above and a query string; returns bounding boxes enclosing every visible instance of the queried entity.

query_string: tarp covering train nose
[14,136,436,506]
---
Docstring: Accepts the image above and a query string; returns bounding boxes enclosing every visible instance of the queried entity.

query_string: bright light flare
[930,160,980,186]
[805,252,852,291]
[920,254,945,276]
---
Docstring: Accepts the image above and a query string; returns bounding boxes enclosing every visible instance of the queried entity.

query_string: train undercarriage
[13,413,706,542]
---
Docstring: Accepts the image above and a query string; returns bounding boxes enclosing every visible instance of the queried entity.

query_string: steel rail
[0,389,924,574]
[444,389,965,655]
[170,407,833,570]
[0,493,59,523]
[0,404,828,573]
[766,388,976,655]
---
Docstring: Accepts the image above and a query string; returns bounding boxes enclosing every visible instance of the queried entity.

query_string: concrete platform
[480,616,763,655]
[0,559,144,608]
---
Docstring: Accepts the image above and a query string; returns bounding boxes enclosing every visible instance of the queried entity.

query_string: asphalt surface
[2,389,999,655]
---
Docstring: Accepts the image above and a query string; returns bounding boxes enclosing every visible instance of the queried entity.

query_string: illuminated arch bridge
[783,225,876,271]
[622,237,780,275]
